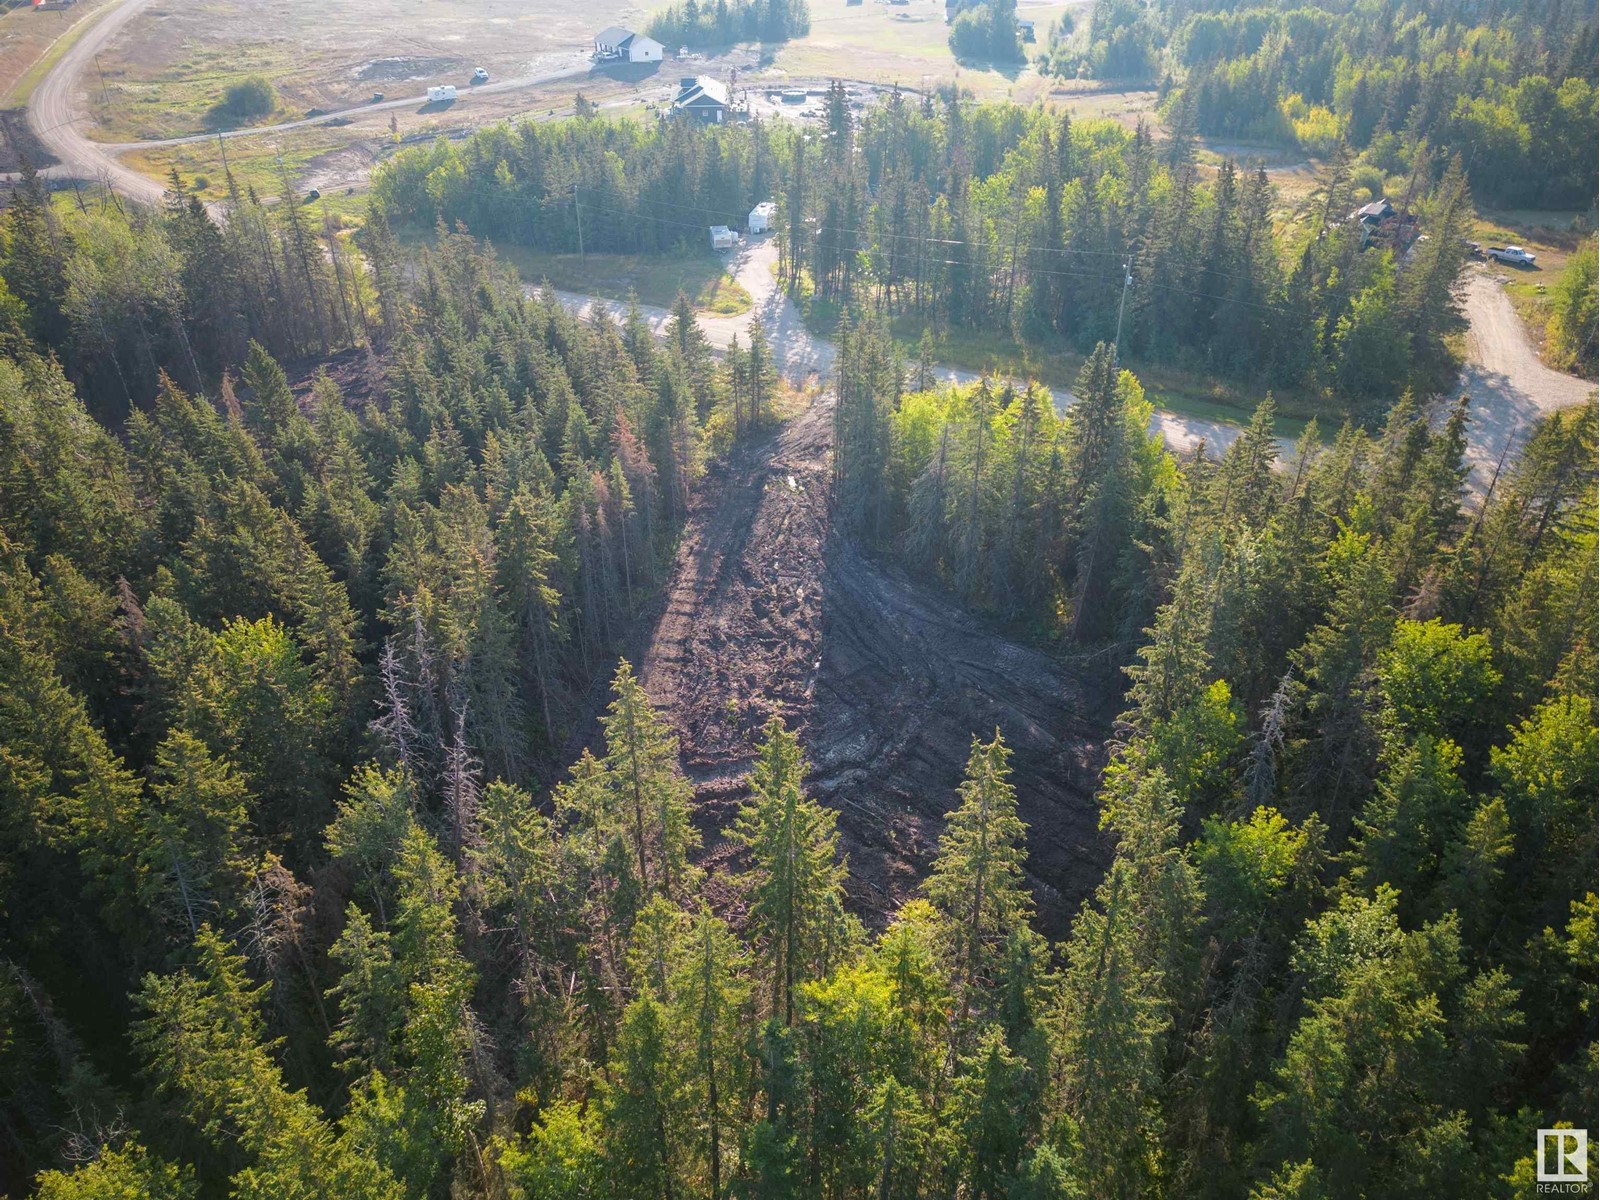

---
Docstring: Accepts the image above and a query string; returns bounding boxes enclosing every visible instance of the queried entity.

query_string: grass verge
[3,0,112,107]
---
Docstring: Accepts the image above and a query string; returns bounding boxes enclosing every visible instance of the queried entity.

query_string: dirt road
[1457,265,1596,488]
[635,390,1108,932]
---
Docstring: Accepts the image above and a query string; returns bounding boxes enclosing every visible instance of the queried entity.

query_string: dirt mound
[637,395,1110,935]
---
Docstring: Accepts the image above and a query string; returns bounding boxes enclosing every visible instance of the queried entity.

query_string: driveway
[1456,265,1596,488]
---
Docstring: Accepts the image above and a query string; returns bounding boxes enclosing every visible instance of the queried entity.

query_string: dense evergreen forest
[2,1,1598,1194]
[0,163,366,422]
[3,162,1597,1195]
[1047,0,1597,209]
[374,83,1484,416]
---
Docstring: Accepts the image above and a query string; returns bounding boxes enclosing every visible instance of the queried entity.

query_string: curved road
[555,241,1595,463]
[554,238,1293,457]
[26,0,167,203]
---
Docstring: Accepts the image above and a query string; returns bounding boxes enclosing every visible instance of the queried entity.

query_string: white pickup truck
[1487,245,1536,266]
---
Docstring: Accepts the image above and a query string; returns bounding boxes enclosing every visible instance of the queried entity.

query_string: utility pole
[1113,256,1132,366]
[573,182,585,258]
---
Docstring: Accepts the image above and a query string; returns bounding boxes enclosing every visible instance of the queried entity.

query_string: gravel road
[554,237,1282,458]
[1456,264,1596,488]
[25,0,167,204]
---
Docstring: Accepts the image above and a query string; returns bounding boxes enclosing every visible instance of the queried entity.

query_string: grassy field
[499,246,753,315]
[723,0,1087,104]
[92,34,310,142]
[0,0,113,106]
[123,125,360,203]
[769,0,1067,99]
[85,0,630,142]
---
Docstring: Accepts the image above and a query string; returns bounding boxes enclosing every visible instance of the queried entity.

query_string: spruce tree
[924,732,1032,1025]
[601,660,700,902]
[730,717,845,1027]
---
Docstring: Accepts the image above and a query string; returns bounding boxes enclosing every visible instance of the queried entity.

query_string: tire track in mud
[638,394,1110,934]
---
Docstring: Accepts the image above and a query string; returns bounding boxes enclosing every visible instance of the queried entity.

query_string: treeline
[647,0,809,49]
[836,334,1170,640]
[796,93,1476,410]
[0,210,788,1185]
[1044,0,1159,80]
[0,206,782,797]
[373,99,1475,417]
[373,115,781,256]
[1048,0,1598,210]
[1545,237,1597,377]
[0,163,363,420]
[9,335,1596,1196]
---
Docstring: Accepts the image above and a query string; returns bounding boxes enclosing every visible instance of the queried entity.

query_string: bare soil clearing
[634,393,1110,935]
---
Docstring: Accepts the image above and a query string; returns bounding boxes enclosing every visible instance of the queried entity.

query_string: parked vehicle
[426,85,458,102]
[1487,244,1536,266]
[472,66,489,83]
[371,91,385,102]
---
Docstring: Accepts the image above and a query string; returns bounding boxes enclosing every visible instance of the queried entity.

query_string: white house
[709,225,737,251]
[748,201,775,234]
[593,26,664,63]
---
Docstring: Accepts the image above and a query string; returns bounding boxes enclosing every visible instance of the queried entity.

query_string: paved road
[1457,264,1596,488]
